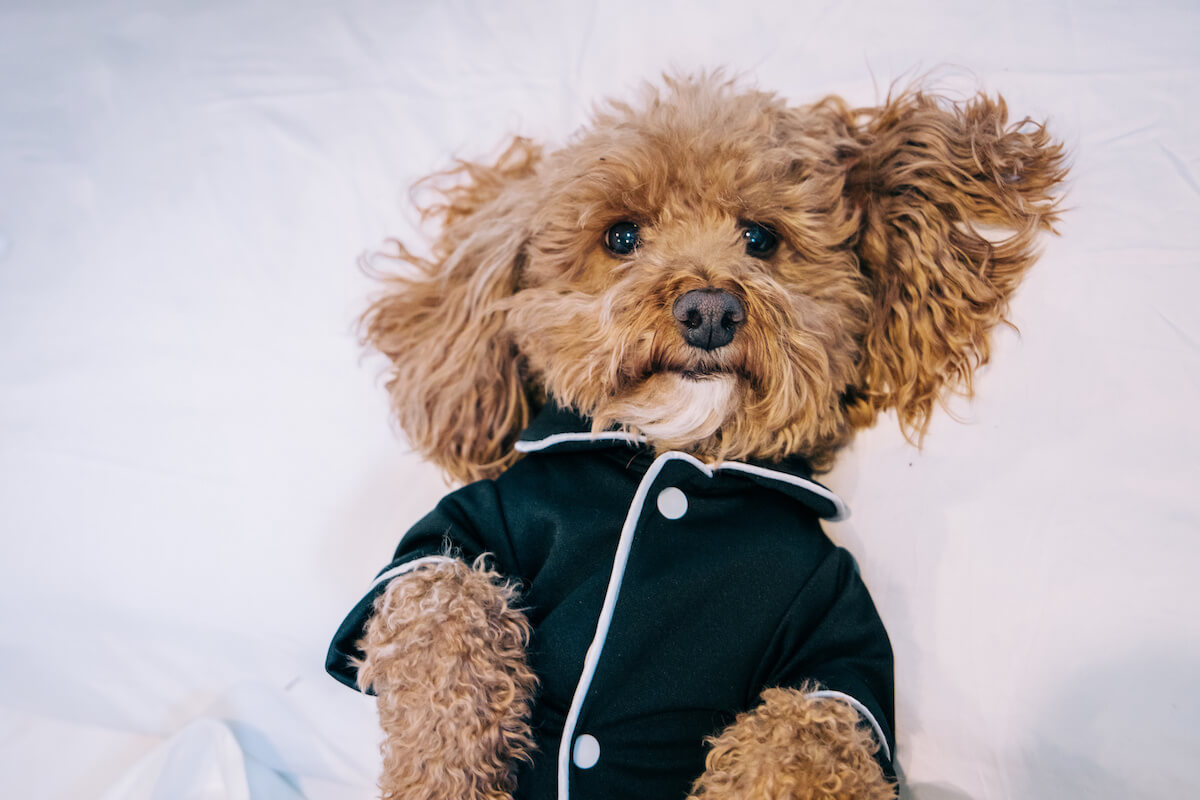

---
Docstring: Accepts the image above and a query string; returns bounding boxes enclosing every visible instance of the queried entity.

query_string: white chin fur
[603,373,736,449]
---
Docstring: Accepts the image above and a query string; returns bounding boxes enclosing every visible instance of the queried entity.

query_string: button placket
[557,453,709,795]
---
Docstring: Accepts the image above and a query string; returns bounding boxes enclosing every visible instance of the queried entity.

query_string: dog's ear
[841,89,1067,441]
[362,137,542,483]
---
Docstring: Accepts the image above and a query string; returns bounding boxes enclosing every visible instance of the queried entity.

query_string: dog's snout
[672,288,745,351]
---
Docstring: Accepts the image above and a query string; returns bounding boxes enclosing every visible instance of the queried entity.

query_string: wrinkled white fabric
[98,720,252,800]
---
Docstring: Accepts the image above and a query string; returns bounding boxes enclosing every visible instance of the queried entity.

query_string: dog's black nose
[672,288,745,351]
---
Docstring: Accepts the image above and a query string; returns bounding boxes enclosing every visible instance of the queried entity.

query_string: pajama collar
[514,401,849,521]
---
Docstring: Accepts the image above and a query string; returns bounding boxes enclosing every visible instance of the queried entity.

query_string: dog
[326,74,1066,800]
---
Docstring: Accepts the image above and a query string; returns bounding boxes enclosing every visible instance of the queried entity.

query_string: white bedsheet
[2,1,1197,798]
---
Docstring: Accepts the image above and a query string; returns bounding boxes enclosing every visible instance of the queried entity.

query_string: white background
[2,1,1197,798]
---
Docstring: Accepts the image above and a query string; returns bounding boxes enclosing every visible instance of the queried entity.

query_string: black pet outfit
[328,401,895,800]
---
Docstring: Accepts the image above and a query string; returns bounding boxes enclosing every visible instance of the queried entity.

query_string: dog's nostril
[672,288,744,351]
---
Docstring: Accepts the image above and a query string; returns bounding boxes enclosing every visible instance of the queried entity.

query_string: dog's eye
[605,221,640,255]
[742,222,779,258]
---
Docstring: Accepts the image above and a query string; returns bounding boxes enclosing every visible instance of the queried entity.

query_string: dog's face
[505,85,867,463]
[365,77,1064,482]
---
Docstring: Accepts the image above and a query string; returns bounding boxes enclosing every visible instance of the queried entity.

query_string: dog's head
[365,76,1065,483]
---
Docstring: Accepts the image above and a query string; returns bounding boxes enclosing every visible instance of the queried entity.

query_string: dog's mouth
[677,366,728,380]
[622,347,756,396]
[653,360,750,384]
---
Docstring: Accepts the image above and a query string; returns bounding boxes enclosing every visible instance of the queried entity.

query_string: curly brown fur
[361,139,542,484]
[355,557,538,800]
[689,687,895,800]
[840,89,1067,441]
[363,75,1065,478]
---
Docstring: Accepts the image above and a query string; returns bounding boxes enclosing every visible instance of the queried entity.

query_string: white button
[656,486,688,519]
[573,733,600,769]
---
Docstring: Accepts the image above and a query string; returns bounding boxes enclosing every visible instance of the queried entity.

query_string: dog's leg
[689,687,895,800]
[356,557,537,800]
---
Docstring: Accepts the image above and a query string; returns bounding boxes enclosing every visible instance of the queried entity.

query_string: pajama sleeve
[757,546,896,772]
[325,478,518,692]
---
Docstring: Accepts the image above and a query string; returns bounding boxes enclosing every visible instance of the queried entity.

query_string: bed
[2,1,1197,797]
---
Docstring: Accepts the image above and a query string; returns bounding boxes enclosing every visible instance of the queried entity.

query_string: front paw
[357,557,537,800]
[689,687,895,800]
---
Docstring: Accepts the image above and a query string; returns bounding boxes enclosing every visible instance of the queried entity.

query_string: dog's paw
[689,687,895,800]
[358,557,537,800]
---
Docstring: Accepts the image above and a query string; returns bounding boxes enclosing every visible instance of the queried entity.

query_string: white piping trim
[515,430,646,452]
[713,461,849,521]
[556,451,708,799]
[369,555,457,591]
[806,690,892,762]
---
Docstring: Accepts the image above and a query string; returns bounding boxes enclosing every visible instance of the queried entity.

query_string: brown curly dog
[327,73,1065,800]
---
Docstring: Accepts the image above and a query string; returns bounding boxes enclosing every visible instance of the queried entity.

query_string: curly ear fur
[362,138,542,483]
[839,89,1067,439]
